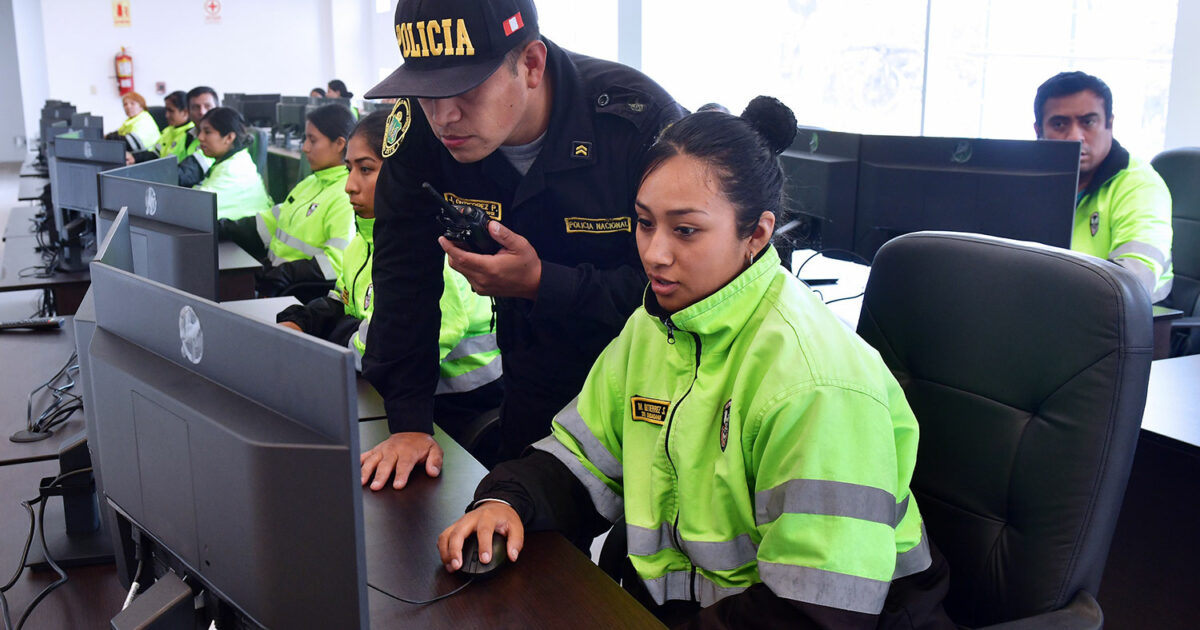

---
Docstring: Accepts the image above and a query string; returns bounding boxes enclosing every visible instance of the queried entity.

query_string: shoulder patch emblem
[565,216,631,234]
[381,98,412,158]
[572,141,591,159]
[631,396,670,426]
[306,202,319,217]
[363,283,374,311]
[1090,211,1100,237]
[720,400,731,451]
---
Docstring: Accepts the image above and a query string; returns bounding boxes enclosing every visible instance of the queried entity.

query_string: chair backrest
[1151,147,1200,354]
[146,105,168,131]
[856,232,1152,626]
[248,127,270,189]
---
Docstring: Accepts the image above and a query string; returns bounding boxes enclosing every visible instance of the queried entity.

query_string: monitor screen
[276,102,308,130]
[776,127,862,259]
[241,94,281,127]
[70,113,103,131]
[97,161,219,300]
[852,136,1080,263]
[86,262,367,629]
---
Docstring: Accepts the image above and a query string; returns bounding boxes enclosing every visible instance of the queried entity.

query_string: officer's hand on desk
[440,221,542,301]
[359,432,444,491]
[438,502,524,572]
[278,321,302,332]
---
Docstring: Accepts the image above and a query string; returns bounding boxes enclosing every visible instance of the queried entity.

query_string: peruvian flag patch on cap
[502,12,524,36]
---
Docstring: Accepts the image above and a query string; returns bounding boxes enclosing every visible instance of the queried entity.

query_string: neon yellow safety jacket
[1072,141,1173,302]
[196,147,272,221]
[117,110,161,152]
[255,165,355,281]
[533,246,930,614]
[332,217,500,390]
[155,122,194,161]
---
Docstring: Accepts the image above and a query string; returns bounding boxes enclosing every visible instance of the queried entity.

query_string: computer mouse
[459,534,509,579]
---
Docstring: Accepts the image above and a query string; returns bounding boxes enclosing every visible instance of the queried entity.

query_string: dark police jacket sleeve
[363,40,684,436]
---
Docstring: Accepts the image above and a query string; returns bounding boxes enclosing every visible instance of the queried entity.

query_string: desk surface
[357,420,663,629]
[0,319,82,466]
[0,423,661,629]
[1140,353,1200,450]
[0,459,128,628]
[17,177,48,202]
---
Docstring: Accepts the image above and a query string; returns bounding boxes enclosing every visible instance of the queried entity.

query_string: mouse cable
[367,577,475,605]
[825,291,866,306]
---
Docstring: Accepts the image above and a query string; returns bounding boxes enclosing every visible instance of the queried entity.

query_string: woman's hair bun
[740,96,797,156]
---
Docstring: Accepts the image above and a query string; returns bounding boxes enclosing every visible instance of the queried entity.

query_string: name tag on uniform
[565,216,632,234]
[631,396,670,426]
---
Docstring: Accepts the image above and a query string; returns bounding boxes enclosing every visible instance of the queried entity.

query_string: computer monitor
[48,134,126,271]
[775,127,862,265]
[240,93,281,128]
[97,159,220,300]
[70,112,103,132]
[222,92,244,115]
[852,135,1080,263]
[276,101,308,134]
[39,102,76,156]
[281,95,310,105]
[85,262,367,629]
[310,96,352,111]
[359,100,392,113]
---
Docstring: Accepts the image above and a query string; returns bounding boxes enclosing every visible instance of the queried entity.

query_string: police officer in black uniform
[360,0,684,490]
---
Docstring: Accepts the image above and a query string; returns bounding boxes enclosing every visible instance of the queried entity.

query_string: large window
[636,0,1179,157]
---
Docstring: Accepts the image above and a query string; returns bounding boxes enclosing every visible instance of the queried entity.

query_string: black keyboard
[0,316,65,331]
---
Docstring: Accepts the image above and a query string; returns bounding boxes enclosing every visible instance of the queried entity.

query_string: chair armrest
[1170,316,1200,330]
[974,590,1102,630]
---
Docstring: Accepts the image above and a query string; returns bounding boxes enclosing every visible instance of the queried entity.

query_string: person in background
[311,87,327,99]
[277,110,503,454]
[129,91,194,164]
[111,91,160,152]
[326,80,352,99]
[178,86,221,187]
[326,79,359,118]
[438,97,955,630]
[194,107,271,221]
[221,105,357,300]
[1034,71,1173,302]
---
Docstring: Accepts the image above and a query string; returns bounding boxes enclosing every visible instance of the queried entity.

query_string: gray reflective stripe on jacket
[626,522,758,572]
[640,570,748,607]
[550,398,623,481]
[757,561,892,614]
[532,435,623,523]
[443,333,498,362]
[755,478,907,527]
[434,356,501,394]
[268,230,338,280]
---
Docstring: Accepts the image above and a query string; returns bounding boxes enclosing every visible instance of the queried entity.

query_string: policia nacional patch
[382,98,412,158]
[631,396,670,426]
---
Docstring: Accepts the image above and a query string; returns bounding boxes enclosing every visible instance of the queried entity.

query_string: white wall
[0,0,29,161]
[35,0,334,131]
[12,0,48,148]
[1165,0,1200,150]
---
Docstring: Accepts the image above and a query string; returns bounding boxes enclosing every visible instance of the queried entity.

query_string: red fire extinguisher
[115,47,134,95]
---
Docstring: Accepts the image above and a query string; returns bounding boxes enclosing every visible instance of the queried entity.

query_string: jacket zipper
[350,242,371,308]
[660,316,702,602]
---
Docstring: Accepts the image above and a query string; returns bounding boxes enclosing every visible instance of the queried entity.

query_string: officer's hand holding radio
[440,221,542,302]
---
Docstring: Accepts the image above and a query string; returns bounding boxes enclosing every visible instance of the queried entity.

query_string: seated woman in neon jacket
[111,90,160,153]
[437,97,955,629]
[194,107,271,221]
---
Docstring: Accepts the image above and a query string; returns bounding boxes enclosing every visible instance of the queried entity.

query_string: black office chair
[146,105,168,131]
[856,232,1153,628]
[1151,147,1200,356]
[248,127,271,189]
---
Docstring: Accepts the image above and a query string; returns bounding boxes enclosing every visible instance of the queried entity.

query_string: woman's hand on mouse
[438,501,525,572]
